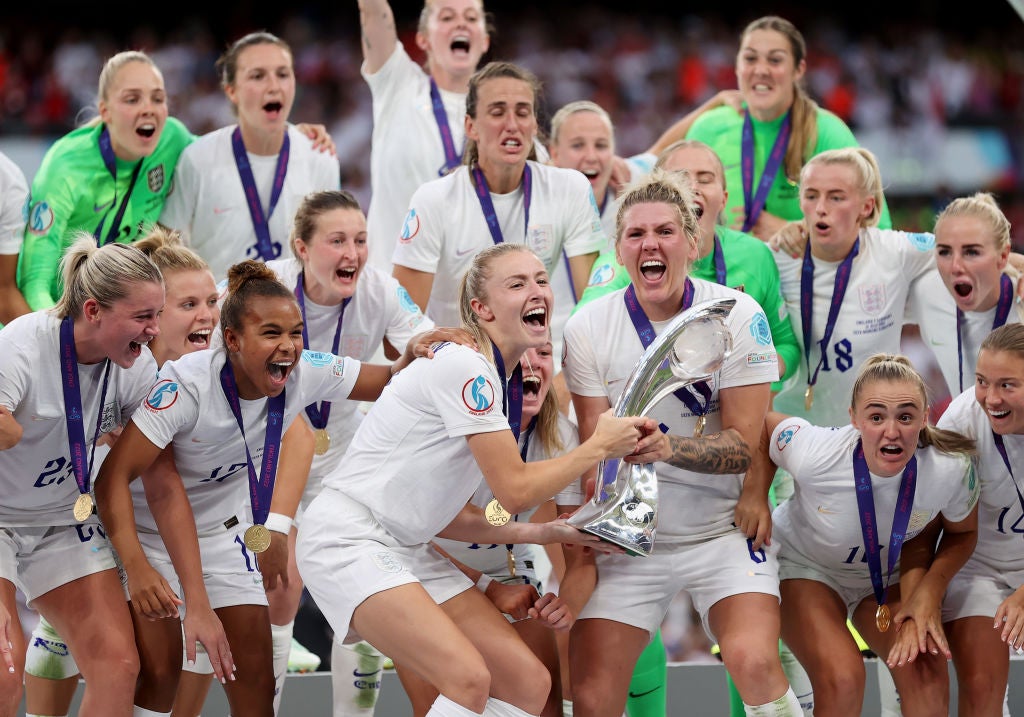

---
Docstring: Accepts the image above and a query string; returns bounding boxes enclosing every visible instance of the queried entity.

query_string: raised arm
[357,0,400,74]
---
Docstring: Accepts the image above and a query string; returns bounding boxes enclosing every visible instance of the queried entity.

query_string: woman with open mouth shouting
[263,189,436,714]
[561,168,797,717]
[390,340,581,717]
[159,31,341,282]
[0,237,164,717]
[94,260,445,717]
[764,354,979,716]
[908,192,1023,402]
[356,0,493,274]
[934,324,1024,717]
[20,226,222,717]
[392,61,605,360]
[297,243,649,717]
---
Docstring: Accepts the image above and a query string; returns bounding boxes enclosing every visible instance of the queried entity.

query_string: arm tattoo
[665,430,751,474]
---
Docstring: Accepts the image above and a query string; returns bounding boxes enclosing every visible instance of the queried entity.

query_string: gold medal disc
[314,429,331,456]
[875,603,891,633]
[72,493,93,522]
[244,524,272,553]
[485,499,511,526]
[693,415,705,439]
[804,385,815,411]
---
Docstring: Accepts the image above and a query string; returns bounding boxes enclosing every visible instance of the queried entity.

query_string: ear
[470,296,494,322]
[997,244,1010,272]
[415,30,430,54]
[98,100,111,125]
[860,195,876,224]
[223,325,241,353]
[293,238,309,264]
[82,298,102,324]
[464,113,479,144]
[848,405,858,429]
[224,82,238,107]
[793,58,807,84]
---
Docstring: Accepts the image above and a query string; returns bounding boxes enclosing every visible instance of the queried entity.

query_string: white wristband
[476,574,494,593]
[264,512,293,535]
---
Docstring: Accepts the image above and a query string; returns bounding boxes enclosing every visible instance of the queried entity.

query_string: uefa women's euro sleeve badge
[567,298,735,557]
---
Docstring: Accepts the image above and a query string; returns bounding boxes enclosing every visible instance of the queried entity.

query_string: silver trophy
[567,297,736,557]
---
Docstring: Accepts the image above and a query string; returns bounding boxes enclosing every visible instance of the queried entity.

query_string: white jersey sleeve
[391,173,452,276]
[133,367,202,451]
[0,152,29,255]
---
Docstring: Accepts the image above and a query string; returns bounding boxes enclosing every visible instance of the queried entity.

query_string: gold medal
[314,429,330,456]
[485,499,511,526]
[804,385,814,411]
[244,524,272,553]
[875,603,891,633]
[693,415,705,439]
[506,548,516,578]
[72,493,93,522]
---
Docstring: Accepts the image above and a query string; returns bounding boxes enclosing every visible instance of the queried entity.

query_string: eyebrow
[865,401,919,410]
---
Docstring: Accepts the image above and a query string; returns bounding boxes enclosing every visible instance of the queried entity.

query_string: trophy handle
[567,297,736,557]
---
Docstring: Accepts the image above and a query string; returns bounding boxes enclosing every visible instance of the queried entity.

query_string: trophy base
[568,495,655,558]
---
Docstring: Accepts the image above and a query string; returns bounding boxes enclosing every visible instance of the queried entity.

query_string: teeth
[989,409,1010,418]
[192,329,211,336]
[582,169,599,177]
[502,139,521,147]
[524,308,546,318]
[272,361,293,367]
[641,260,665,268]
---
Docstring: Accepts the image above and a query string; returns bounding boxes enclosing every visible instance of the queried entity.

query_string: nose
[949,251,965,274]
[144,317,160,338]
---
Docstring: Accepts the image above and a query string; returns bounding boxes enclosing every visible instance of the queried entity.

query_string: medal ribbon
[741,111,791,233]
[59,317,112,499]
[95,126,144,246]
[852,439,917,610]
[956,273,1014,392]
[231,127,289,261]
[430,78,462,175]
[493,344,524,440]
[800,238,860,399]
[711,233,727,286]
[295,272,349,431]
[219,360,286,527]
[471,164,532,246]
[993,432,1024,519]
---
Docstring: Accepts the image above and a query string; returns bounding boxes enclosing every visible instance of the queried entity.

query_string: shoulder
[410,169,463,204]
[863,226,935,253]
[688,106,743,136]
[265,258,301,287]
[813,109,858,144]
[720,226,772,259]
[533,162,591,193]
[161,117,196,144]
[36,126,100,174]
[0,311,53,346]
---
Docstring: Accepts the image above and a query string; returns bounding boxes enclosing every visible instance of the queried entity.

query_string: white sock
[133,708,172,717]
[426,694,484,717]
[876,662,902,717]
[778,642,814,716]
[561,699,573,717]
[482,697,539,717]
[743,687,803,716]
[26,713,67,717]
[271,621,294,716]
[1004,684,1011,717]
[331,640,384,716]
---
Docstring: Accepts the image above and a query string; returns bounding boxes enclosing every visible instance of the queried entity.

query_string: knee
[720,643,783,687]
[813,662,865,703]
[80,648,139,689]
[957,667,1002,701]
[570,673,617,716]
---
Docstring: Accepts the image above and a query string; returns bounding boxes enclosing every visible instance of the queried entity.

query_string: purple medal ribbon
[852,439,917,612]
[471,164,532,246]
[219,360,286,528]
[95,126,144,246]
[956,273,1015,392]
[429,78,462,176]
[993,432,1024,519]
[295,272,350,431]
[231,127,289,262]
[741,111,791,233]
[59,317,112,501]
[492,344,523,440]
[800,238,860,399]
[624,281,712,421]
[711,233,727,286]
